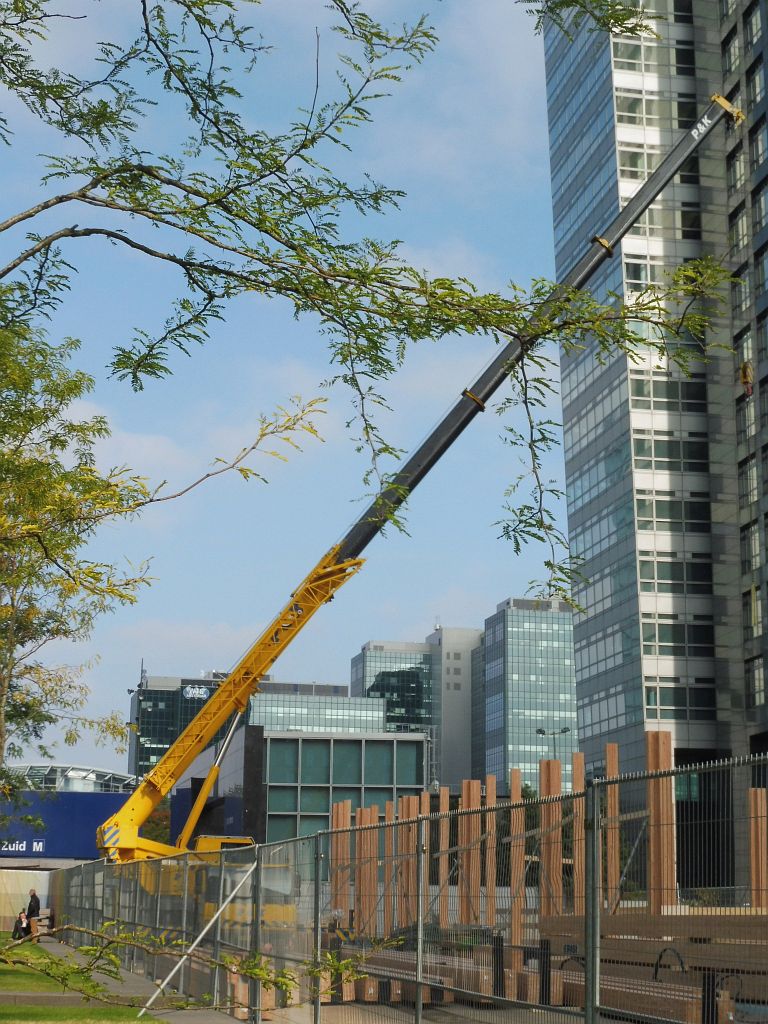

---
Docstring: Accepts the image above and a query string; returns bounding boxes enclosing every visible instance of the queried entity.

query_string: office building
[543,0,768,771]
[171,724,426,844]
[128,670,348,776]
[351,627,482,789]
[471,598,577,791]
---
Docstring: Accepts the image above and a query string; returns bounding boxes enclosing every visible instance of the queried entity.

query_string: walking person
[27,888,40,942]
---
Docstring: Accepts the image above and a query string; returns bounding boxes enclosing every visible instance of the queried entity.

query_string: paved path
[4,939,584,1023]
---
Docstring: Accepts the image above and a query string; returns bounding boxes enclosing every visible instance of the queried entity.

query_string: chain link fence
[49,751,768,1024]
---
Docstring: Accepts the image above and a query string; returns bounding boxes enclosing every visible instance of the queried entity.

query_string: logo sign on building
[183,685,210,700]
[0,839,45,854]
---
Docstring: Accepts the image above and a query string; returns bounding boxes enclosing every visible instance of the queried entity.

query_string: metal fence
[49,752,768,1024]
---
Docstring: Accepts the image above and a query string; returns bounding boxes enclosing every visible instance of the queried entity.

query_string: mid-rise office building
[351,627,482,789]
[128,671,348,776]
[171,724,426,844]
[543,0,768,771]
[471,598,577,791]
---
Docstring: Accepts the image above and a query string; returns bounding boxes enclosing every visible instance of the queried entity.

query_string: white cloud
[397,237,505,292]
[363,1,548,188]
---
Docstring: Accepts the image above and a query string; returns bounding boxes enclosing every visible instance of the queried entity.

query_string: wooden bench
[560,970,735,1024]
[540,911,766,1010]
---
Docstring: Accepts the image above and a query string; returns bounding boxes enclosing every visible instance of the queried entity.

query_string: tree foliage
[1,1,724,567]
[0,0,728,788]
[0,321,324,787]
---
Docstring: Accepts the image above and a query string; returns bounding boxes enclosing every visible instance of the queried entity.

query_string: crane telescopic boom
[97,95,741,863]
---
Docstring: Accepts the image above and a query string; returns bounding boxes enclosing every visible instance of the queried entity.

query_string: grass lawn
[0,1008,170,1022]
[0,945,68,993]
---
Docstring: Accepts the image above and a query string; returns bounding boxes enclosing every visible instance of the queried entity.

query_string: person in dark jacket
[27,889,40,942]
[11,911,28,940]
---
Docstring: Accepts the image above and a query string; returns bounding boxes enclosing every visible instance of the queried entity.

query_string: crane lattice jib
[98,95,739,861]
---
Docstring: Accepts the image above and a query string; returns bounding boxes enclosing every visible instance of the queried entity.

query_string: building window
[732,264,751,316]
[755,180,768,235]
[735,327,755,383]
[727,146,746,195]
[674,0,693,22]
[746,655,765,707]
[641,620,714,657]
[730,204,748,250]
[748,59,766,110]
[758,246,768,296]
[677,94,697,128]
[632,432,708,473]
[613,39,659,72]
[639,558,712,594]
[723,29,740,77]
[751,119,768,172]
[619,145,659,180]
[746,2,763,50]
[675,42,695,76]
[680,202,702,240]
[742,586,763,640]
[721,0,736,21]
[739,402,757,446]
[629,205,664,238]
[616,90,661,125]
[728,86,744,135]
[679,154,700,185]
[636,496,710,533]
[741,519,760,572]
[624,256,664,291]
[738,453,758,504]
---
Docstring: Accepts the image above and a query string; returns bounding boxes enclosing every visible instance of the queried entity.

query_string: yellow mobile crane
[97,95,742,864]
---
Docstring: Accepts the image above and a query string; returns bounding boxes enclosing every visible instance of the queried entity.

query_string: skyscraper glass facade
[129,677,226,776]
[129,675,351,776]
[247,694,387,733]
[544,0,768,769]
[350,640,438,761]
[480,599,577,790]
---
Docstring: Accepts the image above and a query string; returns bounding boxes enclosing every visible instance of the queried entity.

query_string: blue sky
[8,1,561,771]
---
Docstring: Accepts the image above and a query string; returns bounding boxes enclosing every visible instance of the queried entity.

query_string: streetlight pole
[536,726,571,760]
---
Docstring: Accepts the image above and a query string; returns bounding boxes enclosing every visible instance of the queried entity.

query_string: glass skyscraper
[543,0,768,771]
[473,598,577,790]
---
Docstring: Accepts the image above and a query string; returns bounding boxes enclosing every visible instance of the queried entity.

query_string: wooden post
[467,779,482,924]
[366,806,379,937]
[749,788,768,910]
[438,786,449,929]
[605,743,620,911]
[330,802,339,911]
[405,795,420,926]
[420,790,431,920]
[458,780,469,924]
[646,731,661,916]
[539,759,563,917]
[658,733,675,910]
[337,800,352,921]
[485,774,497,926]
[646,731,675,914]
[384,801,395,935]
[354,807,365,933]
[572,752,585,917]
[396,796,406,929]
[438,782,450,929]
[509,769,525,973]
